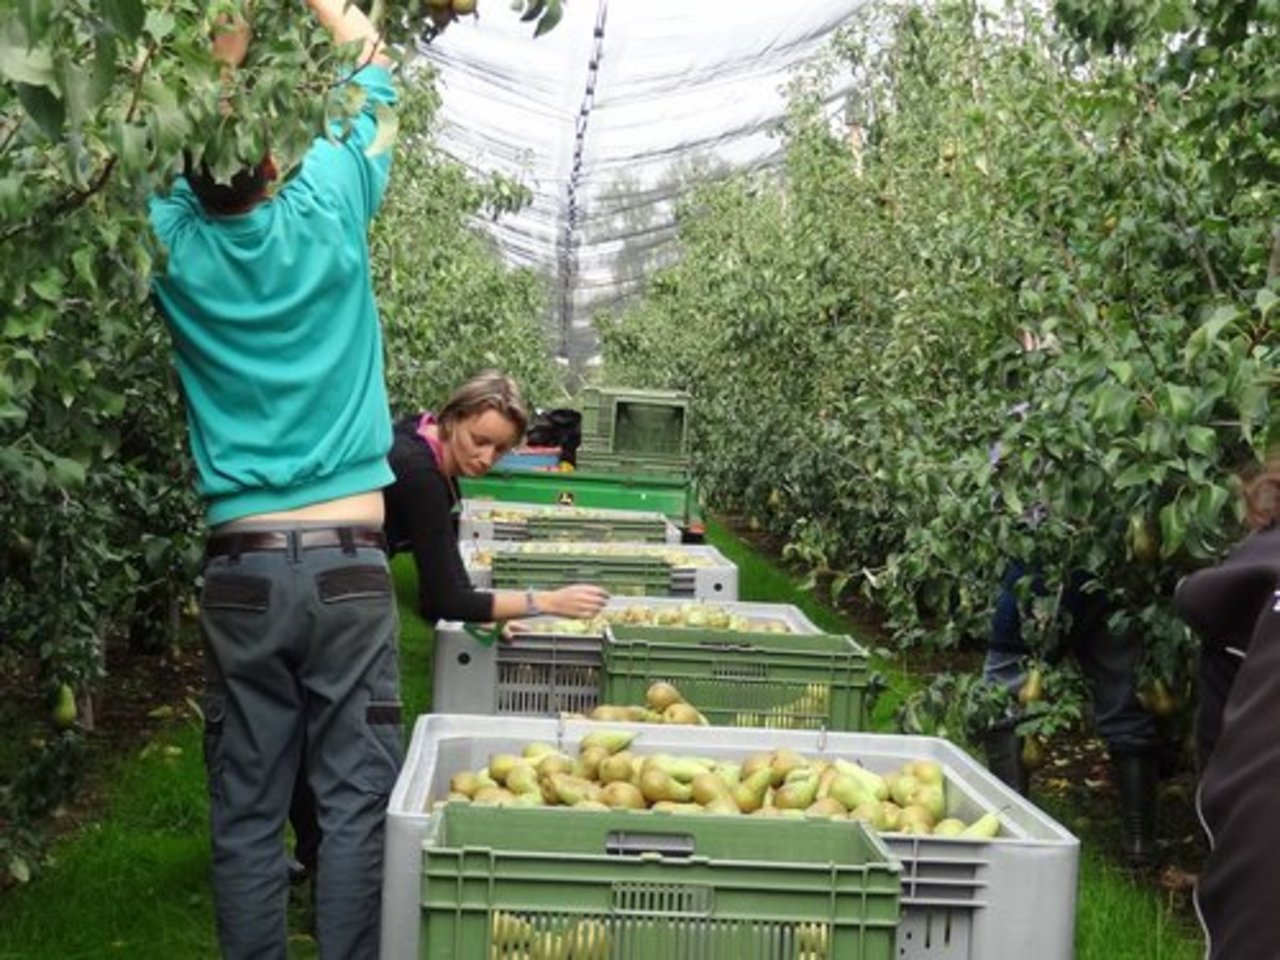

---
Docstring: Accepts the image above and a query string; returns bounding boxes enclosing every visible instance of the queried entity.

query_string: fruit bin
[458,499,681,544]
[460,540,738,600]
[431,599,823,717]
[422,803,900,960]
[603,624,871,732]
[579,385,690,458]
[381,716,1079,960]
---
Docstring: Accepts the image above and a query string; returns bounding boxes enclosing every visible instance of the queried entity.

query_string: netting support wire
[557,0,609,358]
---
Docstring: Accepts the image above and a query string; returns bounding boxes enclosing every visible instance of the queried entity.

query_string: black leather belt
[206,527,387,560]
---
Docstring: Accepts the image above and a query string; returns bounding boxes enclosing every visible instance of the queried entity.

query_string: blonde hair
[438,371,529,441]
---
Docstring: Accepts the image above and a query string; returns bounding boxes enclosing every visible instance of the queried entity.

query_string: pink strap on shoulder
[416,412,445,462]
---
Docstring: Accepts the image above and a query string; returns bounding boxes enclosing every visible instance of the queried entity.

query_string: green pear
[449,770,482,798]
[848,801,887,830]
[805,797,847,819]
[703,796,742,816]
[730,768,773,813]
[692,772,731,805]
[506,765,541,796]
[52,683,77,730]
[906,759,945,787]
[774,774,820,810]
[491,910,533,947]
[961,811,1002,839]
[897,804,936,833]
[890,774,920,808]
[522,742,558,760]
[832,759,888,800]
[828,774,874,812]
[599,781,646,810]
[580,730,637,755]
[932,817,967,837]
[639,767,693,804]
[488,754,526,785]
[911,783,947,821]
[575,745,610,781]
[598,752,636,785]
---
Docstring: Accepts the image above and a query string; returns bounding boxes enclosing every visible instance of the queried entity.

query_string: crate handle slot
[605,831,695,858]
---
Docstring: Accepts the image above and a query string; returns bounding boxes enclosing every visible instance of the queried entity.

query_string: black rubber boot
[982,728,1029,796]
[1113,750,1158,868]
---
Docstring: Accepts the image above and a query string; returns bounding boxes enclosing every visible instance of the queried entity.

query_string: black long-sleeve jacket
[382,415,493,624]
[1174,524,1280,960]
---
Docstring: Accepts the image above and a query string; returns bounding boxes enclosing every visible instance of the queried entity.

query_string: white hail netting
[414,0,870,365]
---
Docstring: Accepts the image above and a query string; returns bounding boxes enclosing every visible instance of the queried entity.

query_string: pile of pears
[439,729,1003,840]
[524,602,792,636]
[485,910,829,960]
[472,543,715,569]
[566,680,710,726]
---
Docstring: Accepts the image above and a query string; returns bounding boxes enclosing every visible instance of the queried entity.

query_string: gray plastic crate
[459,539,738,600]
[381,716,1079,960]
[458,499,682,544]
[432,598,822,716]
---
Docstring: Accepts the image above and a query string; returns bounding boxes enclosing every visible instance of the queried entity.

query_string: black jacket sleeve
[383,418,494,624]
[1174,524,1280,960]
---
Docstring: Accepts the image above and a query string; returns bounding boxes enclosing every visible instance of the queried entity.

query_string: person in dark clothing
[289,373,608,882]
[1173,459,1280,960]
[382,372,609,625]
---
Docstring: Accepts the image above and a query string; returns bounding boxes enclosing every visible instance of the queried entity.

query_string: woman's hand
[548,584,609,619]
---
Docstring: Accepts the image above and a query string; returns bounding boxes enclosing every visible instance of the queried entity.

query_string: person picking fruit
[1174,457,1280,960]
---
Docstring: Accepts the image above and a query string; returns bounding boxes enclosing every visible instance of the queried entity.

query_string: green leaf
[1158,501,1186,557]
[15,81,64,138]
[0,19,55,87]
[534,0,563,36]
[1183,426,1216,457]
[1113,463,1151,490]
[48,455,86,488]
[101,0,145,41]
[1256,287,1278,320]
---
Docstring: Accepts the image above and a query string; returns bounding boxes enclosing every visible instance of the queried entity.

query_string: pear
[580,730,637,756]
[703,796,742,816]
[575,745,610,781]
[564,919,610,960]
[828,774,873,812]
[536,753,576,779]
[848,801,887,830]
[905,759,944,787]
[730,768,772,813]
[550,774,597,807]
[52,683,77,730]
[805,797,847,819]
[645,681,684,712]
[797,922,830,953]
[522,742,558,760]
[890,774,920,808]
[599,781,646,810]
[880,801,903,832]
[588,705,633,722]
[961,811,1002,839]
[644,755,709,783]
[714,763,742,788]
[574,800,610,812]
[639,767,693,804]
[784,765,818,785]
[932,817,967,837]
[911,783,946,821]
[488,753,526,785]
[897,804,936,833]
[816,765,840,801]
[691,772,732,806]
[773,774,820,810]
[662,702,708,726]
[491,910,533,947]
[473,787,517,806]
[741,753,774,782]
[506,765,542,797]
[444,792,472,804]
[449,771,482,798]
[833,759,889,801]
[651,801,705,814]
[770,750,809,785]
[527,931,564,960]
[598,752,636,785]
[512,791,546,807]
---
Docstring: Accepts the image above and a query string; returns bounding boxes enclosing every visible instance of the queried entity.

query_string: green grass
[0,530,1203,958]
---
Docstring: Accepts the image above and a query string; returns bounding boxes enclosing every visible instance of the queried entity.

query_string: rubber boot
[982,728,1029,796]
[1113,750,1158,868]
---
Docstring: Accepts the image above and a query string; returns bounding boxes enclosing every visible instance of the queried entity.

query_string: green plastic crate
[604,626,871,731]
[580,386,691,458]
[421,804,900,960]
[461,467,702,533]
[524,512,671,543]
[576,448,691,480]
[492,553,673,597]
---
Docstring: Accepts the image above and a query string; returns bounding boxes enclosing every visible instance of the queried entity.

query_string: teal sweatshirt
[149,65,398,526]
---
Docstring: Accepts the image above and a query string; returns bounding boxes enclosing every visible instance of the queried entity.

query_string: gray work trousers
[200,537,401,960]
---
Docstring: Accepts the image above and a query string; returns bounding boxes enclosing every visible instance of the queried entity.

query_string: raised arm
[307,0,390,68]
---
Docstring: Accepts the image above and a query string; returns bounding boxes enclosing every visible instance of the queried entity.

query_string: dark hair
[438,371,530,441]
[183,151,272,215]
[1243,456,1280,530]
